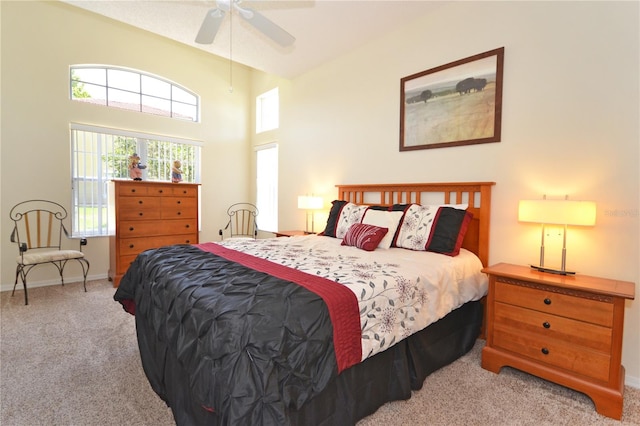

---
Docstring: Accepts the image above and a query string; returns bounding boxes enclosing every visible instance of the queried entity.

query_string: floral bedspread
[218,235,487,360]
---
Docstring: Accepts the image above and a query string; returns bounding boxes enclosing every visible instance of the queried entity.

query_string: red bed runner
[196,242,362,373]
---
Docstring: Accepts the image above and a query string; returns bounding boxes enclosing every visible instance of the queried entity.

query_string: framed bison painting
[400,47,504,151]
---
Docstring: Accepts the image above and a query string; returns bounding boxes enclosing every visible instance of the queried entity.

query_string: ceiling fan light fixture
[195,0,295,47]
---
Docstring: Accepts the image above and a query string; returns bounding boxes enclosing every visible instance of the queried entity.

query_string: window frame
[70,123,202,237]
[256,88,279,133]
[255,143,279,233]
[70,65,200,122]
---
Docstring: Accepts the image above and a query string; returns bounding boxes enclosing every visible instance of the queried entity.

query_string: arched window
[70,65,199,122]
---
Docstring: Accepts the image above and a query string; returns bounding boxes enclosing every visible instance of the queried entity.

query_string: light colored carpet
[1,280,638,425]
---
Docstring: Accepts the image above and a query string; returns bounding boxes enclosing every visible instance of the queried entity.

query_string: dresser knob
[159,190,163,193]
[177,200,181,204]
[543,322,550,329]
[129,244,134,249]
[544,298,551,305]
[541,347,549,355]
[138,212,143,216]
[186,224,190,228]
[129,227,134,231]
[138,200,143,204]
[177,211,182,215]
[186,240,191,243]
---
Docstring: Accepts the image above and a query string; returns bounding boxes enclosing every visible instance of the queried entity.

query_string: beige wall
[1,1,254,285]
[2,1,638,386]
[274,2,639,384]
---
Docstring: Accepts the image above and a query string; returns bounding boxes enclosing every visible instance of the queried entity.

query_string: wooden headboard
[336,182,495,267]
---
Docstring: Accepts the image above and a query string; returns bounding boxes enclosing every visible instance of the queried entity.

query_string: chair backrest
[9,200,70,251]
[224,203,259,239]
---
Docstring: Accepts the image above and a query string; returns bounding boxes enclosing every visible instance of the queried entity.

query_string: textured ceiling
[63,1,444,78]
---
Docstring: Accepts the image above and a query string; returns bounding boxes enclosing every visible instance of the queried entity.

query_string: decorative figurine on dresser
[481,263,635,420]
[172,160,183,183]
[108,180,200,287]
[128,153,147,180]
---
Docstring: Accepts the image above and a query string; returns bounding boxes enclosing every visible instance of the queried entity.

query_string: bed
[114,181,495,425]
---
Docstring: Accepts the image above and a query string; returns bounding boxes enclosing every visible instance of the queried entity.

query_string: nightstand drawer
[494,302,612,352]
[493,327,611,382]
[494,279,613,327]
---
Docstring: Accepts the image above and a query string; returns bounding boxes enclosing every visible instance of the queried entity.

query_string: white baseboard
[627,374,640,389]
[0,273,108,293]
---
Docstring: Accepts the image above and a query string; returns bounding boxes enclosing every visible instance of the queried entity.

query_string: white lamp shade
[518,200,596,226]
[298,195,323,210]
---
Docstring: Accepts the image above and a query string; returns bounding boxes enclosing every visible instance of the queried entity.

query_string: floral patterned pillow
[334,203,369,239]
[395,203,469,253]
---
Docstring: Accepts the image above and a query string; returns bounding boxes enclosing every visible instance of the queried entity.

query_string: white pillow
[361,210,405,249]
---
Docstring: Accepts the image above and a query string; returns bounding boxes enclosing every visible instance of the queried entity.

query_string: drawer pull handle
[544,298,551,305]
[186,224,190,228]
[543,322,550,329]
[131,189,136,193]
[129,244,134,249]
[185,240,191,243]
[129,227,134,231]
[138,200,143,204]
[159,190,163,193]
[177,211,182,215]
[138,212,143,216]
[541,347,549,355]
[177,200,181,204]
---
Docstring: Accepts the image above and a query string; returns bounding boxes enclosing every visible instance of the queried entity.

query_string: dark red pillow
[341,223,389,251]
[425,207,473,256]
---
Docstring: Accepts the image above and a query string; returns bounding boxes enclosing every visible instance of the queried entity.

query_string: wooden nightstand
[274,230,311,237]
[481,263,635,420]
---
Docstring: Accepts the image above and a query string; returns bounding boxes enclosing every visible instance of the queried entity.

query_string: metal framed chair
[219,203,259,240]
[9,200,90,305]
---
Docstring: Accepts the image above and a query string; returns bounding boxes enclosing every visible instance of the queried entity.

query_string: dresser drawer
[494,280,613,327]
[494,302,612,352]
[118,234,198,256]
[117,183,149,196]
[493,326,611,382]
[170,186,198,197]
[119,219,197,237]
[116,254,139,275]
[160,197,198,218]
[117,197,162,220]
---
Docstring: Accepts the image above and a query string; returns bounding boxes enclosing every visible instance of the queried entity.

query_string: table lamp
[518,196,596,275]
[297,195,323,233]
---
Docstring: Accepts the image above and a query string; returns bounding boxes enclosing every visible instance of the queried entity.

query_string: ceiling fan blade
[239,7,295,47]
[195,8,225,44]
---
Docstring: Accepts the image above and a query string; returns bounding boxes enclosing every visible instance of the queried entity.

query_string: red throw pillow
[341,223,389,251]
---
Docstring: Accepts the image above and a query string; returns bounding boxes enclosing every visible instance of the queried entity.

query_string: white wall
[1,1,254,287]
[276,1,640,384]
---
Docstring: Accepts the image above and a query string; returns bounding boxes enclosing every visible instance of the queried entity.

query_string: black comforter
[114,244,344,425]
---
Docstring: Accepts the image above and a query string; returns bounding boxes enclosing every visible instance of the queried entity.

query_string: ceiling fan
[195,0,295,47]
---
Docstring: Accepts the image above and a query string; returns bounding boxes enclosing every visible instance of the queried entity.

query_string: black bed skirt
[138,300,483,426]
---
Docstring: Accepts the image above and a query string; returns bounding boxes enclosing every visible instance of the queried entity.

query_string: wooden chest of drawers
[108,180,200,287]
[481,263,635,420]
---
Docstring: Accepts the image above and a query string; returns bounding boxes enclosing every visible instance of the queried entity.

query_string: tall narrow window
[70,124,201,237]
[70,65,199,122]
[256,88,279,133]
[256,144,278,232]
